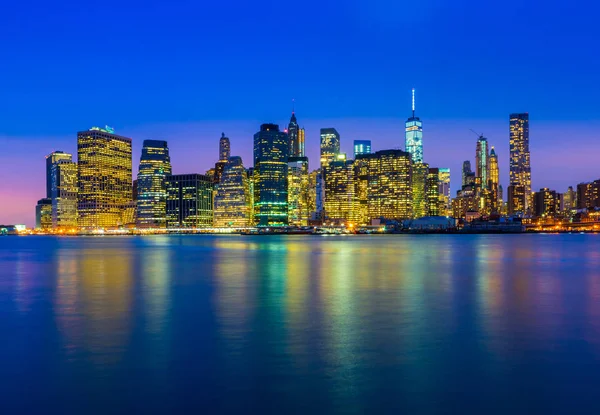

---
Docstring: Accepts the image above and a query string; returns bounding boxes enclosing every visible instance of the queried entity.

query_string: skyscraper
[438,168,451,216]
[287,156,310,226]
[254,123,289,226]
[288,111,305,157]
[488,146,500,213]
[355,150,413,222]
[136,140,172,228]
[77,126,133,229]
[405,88,423,163]
[219,133,231,162]
[51,158,78,229]
[509,113,531,215]
[353,140,372,159]
[533,188,559,218]
[426,168,441,216]
[166,174,214,228]
[46,151,72,198]
[462,161,472,187]
[324,155,355,224]
[214,156,252,228]
[475,135,489,189]
[320,128,340,168]
[412,162,429,218]
[563,186,576,212]
[35,198,52,230]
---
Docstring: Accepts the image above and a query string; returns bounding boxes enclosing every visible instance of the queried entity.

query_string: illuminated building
[166,174,214,228]
[577,180,600,210]
[462,160,472,187]
[438,168,451,216]
[324,154,355,224]
[307,170,318,220]
[563,186,576,212]
[451,190,478,220]
[122,201,137,227]
[214,156,252,227]
[287,156,310,225]
[426,168,440,216]
[311,170,325,222]
[509,113,531,214]
[246,167,255,223]
[405,88,423,163]
[288,111,305,157]
[219,133,230,162]
[253,123,289,226]
[353,140,371,159]
[475,135,489,189]
[77,126,132,229]
[355,150,412,222]
[488,146,499,214]
[320,128,340,168]
[412,162,429,218]
[507,185,526,215]
[533,188,559,218]
[136,140,172,228]
[46,151,72,198]
[51,159,78,229]
[212,133,231,185]
[35,198,52,230]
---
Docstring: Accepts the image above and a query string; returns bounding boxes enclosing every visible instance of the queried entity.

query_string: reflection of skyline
[5,235,600,412]
[54,241,133,366]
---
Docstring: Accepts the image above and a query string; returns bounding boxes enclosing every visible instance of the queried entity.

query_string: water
[1,235,600,413]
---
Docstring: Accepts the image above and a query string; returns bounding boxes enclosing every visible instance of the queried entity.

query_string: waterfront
[2,235,600,413]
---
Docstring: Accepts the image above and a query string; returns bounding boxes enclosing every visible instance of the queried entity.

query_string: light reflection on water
[2,235,600,413]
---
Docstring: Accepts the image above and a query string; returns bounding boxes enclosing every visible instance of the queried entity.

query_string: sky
[2,0,600,226]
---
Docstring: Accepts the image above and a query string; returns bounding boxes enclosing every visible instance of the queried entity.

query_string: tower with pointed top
[488,146,500,214]
[405,88,423,163]
[288,106,305,157]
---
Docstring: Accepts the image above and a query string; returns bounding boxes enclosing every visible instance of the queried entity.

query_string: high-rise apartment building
[355,150,412,222]
[353,140,371,159]
[509,113,531,215]
[136,140,172,228]
[254,124,289,226]
[533,188,559,218]
[324,155,355,224]
[320,128,340,168]
[46,151,72,199]
[214,156,252,228]
[412,162,429,218]
[166,174,214,228]
[287,156,310,226]
[77,127,133,229]
[51,159,78,229]
[438,168,451,216]
[577,180,600,210]
[405,89,423,163]
[426,168,441,216]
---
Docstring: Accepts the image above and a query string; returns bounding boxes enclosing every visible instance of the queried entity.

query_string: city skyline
[4,113,600,227]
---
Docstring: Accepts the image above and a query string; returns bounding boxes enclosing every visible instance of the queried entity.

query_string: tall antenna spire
[292,98,295,114]
[412,88,415,118]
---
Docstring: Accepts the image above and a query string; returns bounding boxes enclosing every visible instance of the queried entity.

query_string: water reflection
[3,235,600,412]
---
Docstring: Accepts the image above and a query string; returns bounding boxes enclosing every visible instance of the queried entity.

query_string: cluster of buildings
[34,92,600,232]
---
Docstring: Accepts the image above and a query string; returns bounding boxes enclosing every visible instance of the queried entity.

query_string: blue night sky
[1,0,600,225]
